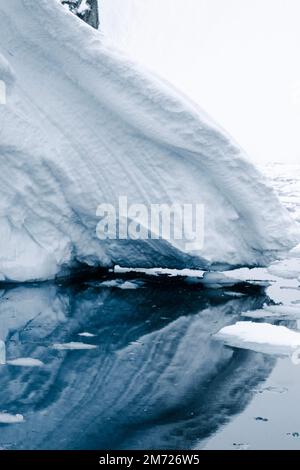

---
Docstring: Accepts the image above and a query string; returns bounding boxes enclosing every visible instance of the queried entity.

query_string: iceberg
[0,0,298,282]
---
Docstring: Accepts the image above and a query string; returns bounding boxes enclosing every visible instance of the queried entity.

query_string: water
[0,164,298,450]
[204,356,300,450]
[0,280,273,450]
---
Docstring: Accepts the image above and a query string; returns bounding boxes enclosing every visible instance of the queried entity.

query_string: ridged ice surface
[0,0,298,281]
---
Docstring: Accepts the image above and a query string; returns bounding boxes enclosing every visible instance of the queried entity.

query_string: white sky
[101,0,300,164]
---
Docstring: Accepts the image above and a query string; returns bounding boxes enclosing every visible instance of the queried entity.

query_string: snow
[77,0,91,15]
[0,0,298,282]
[215,321,300,356]
[52,342,97,350]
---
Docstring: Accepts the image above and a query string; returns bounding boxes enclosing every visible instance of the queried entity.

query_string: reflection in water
[0,281,274,449]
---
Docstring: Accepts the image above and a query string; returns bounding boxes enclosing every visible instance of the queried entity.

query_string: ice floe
[0,413,24,424]
[78,332,97,338]
[215,321,300,356]
[6,358,44,367]
[52,342,97,350]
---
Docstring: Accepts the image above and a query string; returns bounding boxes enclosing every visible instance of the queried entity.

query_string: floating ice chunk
[119,281,142,290]
[200,272,239,288]
[222,267,278,284]
[78,332,96,338]
[52,342,97,350]
[266,280,300,306]
[219,254,300,305]
[0,413,24,424]
[267,258,300,280]
[215,321,300,356]
[223,291,246,297]
[242,309,280,319]
[0,340,5,365]
[86,279,141,289]
[99,280,141,290]
[7,358,44,367]
[114,266,205,278]
[242,305,300,319]
[264,305,300,316]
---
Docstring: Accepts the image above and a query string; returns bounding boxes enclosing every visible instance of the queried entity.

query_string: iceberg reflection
[0,282,274,449]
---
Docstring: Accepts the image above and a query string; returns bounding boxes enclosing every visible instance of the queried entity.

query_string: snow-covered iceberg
[0,0,298,282]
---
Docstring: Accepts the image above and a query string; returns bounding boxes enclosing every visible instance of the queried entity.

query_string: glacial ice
[0,0,298,282]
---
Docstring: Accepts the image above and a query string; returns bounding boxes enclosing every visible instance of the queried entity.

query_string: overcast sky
[101,0,300,164]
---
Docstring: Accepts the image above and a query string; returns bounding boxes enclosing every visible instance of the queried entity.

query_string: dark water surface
[0,279,294,450]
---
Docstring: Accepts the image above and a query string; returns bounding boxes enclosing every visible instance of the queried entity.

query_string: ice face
[0,0,298,282]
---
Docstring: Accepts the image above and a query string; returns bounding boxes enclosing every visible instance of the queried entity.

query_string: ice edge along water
[0,0,299,282]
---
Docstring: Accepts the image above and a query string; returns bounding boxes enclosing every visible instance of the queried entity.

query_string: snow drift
[0,0,298,282]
